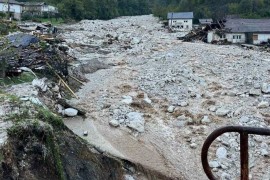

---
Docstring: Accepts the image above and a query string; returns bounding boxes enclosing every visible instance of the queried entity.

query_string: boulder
[258,101,269,108]
[64,108,78,117]
[262,83,270,94]
[109,119,120,127]
[216,147,227,159]
[216,108,230,116]
[126,112,145,133]
[167,106,175,113]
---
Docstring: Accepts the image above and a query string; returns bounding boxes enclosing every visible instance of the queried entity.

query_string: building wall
[225,33,246,43]
[253,33,270,44]
[168,19,193,31]
[0,3,22,20]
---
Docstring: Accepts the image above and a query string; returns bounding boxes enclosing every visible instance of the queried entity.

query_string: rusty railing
[201,126,270,180]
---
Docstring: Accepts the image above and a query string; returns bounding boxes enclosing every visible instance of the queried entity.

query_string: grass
[36,18,65,26]
[36,107,64,129]
[0,72,36,86]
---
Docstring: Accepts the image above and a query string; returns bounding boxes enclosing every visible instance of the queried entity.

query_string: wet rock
[109,119,120,127]
[216,147,227,159]
[258,101,269,108]
[64,108,78,117]
[216,108,230,117]
[126,112,145,133]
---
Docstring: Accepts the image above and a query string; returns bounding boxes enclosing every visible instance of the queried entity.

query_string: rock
[29,97,44,106]
[249,88,261,96]
[167,106,175,113]
[209,106,217,112]
[258,101,269,108]
[262,83,270,94]
[57,104,64,114]
[52,85,60,92]
[143,94,152,107]
[234,107,242,116]
[216,108,230,116]
[109,119,120,127]
[83,131,88,136]
[190,143,197,149]
[221,172,231,180]
[216,147,227,159]
[261,149,269,156]
[122,96,133,104]
[201,115,211,124]
[179,101,189,107]
[124,175,135,180]
[239,116,249,123]
[32,78,48,92]
[131,37,141,44]
[64,108,78,117]
[209,161,220,168]
[126,112,145,133]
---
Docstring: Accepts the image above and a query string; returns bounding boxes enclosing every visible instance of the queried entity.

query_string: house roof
[167,12,194,19]
[199,19,213,24]
[23,2,47,6]
[225,18,270,33]
[0,0,23,5]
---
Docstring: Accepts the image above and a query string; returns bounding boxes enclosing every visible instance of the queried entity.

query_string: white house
[167,12,193,31]
[208,18,270,44]
[23,2,58,15]
[0,0,23,20]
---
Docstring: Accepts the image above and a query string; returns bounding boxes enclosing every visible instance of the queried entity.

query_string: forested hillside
[152,0,270,20]
[17,0,151,20]
[17,0,270,20]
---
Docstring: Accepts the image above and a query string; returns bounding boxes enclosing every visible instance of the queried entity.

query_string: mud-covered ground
[60,15,270,179]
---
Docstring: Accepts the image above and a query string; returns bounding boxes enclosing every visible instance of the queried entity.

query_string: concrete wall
[207,31,224,43]
[225,33,246,43]
[253,34,270,44]
[168,19,193,31]
[0,3,22,20]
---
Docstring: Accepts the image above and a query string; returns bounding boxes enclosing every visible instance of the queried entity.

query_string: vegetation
[16,0,270,21]
[152,0,270,20]
[17,0,152,20]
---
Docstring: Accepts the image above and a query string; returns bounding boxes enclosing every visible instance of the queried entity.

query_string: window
[184,20,188,23]
[186,25,189,29]
[181,25,183,28]
[233,35,242,39]
[253,34,258,40]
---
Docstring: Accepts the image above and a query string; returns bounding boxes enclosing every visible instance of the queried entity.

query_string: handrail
[201,126,270,180]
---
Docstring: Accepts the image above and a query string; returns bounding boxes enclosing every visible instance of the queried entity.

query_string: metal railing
[201,126,270,180]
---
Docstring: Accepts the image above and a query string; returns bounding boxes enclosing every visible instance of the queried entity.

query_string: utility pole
[6,0,10,20]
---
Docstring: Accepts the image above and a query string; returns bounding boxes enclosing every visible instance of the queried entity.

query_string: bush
[0,12,6,19]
